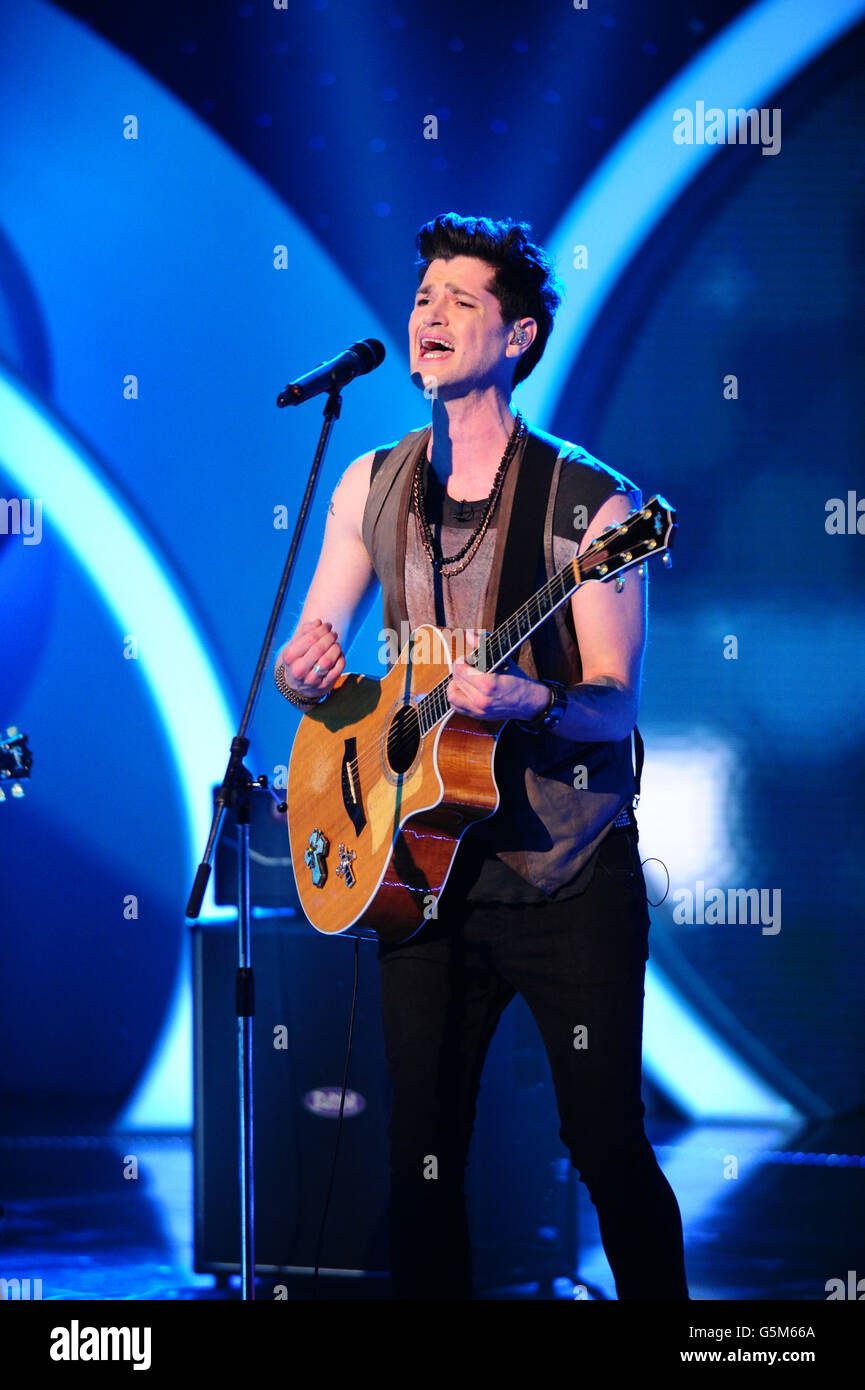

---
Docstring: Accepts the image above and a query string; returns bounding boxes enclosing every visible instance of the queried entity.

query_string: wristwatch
[516,680,567,733]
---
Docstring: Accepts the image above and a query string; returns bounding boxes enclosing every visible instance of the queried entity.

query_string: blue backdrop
[0,0,862,1139]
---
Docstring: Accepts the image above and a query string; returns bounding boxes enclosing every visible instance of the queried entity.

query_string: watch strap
[516,680,565,733]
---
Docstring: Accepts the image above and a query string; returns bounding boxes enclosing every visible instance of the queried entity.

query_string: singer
[275,212,689,1300]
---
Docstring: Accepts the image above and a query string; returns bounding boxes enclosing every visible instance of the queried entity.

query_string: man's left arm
[547,489,647,743]
[448,491,647,741]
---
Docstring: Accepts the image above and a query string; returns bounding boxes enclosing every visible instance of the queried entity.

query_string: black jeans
[376,828,689,1300]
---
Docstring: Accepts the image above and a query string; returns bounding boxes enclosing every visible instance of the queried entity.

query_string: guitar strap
[492,429,558,635]
[492,429,643,806]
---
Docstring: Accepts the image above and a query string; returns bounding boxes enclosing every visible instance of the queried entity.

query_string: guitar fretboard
[415,558,581,735]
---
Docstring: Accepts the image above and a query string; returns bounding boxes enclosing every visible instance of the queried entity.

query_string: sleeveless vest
[361,423,636,894]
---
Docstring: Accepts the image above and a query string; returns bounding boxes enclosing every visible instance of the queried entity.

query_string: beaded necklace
[412,410,526,575]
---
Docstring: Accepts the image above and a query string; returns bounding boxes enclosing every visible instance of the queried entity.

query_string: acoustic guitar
[286,496,676,942]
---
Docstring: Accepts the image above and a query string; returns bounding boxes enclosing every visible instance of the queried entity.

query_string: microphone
[276,338,386,407]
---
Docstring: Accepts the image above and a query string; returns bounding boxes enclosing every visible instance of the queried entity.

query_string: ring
[313,662,325,676]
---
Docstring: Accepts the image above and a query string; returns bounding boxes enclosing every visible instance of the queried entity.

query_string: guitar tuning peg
[0,788,5,802]
[662,553,673,569]
[6,726,18,738]
[11,784,24,798]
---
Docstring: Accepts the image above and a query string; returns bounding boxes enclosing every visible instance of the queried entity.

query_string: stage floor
[1,1118,862,1301]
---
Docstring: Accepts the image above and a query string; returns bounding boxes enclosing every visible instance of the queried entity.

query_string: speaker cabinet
[192,919,577,1292]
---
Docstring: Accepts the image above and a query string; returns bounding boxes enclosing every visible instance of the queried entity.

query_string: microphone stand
[186,388,344,1300]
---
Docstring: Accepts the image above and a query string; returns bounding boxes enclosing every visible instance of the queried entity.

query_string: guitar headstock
[578,495,677,583]
[0,728,33,801]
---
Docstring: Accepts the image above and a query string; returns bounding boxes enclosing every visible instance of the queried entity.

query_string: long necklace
[413,410,526,575]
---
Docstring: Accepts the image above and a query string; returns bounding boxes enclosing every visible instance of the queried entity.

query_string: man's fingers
[449,665,481,708]
[297,618,332,640]
[283,625,324,663]
[283,620,337,667]
[313,650,345,693]
[321,653,346,689]
[310,629,339,659]
[301,620,334,649]
[449,687,481,717]
[452,656,491,687]
[285,627,343,687]
[312,639,342,674]
[275,619,346,700]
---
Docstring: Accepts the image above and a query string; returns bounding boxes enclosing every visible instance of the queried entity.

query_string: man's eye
[458,301,474,308]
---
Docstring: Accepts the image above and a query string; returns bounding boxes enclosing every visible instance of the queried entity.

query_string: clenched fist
[277,619,345,700]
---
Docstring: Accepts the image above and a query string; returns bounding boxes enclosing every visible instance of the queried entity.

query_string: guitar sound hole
[385,703,421,775]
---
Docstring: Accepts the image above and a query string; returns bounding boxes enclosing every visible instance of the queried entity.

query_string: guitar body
[287,625,502,943]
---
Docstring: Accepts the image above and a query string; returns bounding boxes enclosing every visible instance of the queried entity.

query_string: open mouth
[418,336,455,360]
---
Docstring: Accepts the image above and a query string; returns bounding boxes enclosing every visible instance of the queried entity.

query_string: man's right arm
[275,450,378,700]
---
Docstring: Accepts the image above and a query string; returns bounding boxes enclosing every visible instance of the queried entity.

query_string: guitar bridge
[341,737,366,836]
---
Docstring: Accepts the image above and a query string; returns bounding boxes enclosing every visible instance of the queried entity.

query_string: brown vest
[361,424,635,893]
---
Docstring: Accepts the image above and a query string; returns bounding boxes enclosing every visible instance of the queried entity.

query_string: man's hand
[277,619,345,700]
[447,630,550,722]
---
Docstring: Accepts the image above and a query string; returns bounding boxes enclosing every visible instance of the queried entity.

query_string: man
[276,213,688,1301]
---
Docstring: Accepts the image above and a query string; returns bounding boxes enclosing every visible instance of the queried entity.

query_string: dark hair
[414,212,562,387]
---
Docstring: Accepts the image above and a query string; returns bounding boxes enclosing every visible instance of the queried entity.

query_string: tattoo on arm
[578,675,627,694]
[555,675,637,743]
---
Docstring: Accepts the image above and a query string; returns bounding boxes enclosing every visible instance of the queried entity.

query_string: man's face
[408,255,515,397]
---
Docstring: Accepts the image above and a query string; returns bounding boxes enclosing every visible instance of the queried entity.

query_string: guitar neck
[416,556,582,735]
[413,494,677,736]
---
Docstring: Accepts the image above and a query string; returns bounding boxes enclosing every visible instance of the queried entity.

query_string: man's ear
[505,318,538,359]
